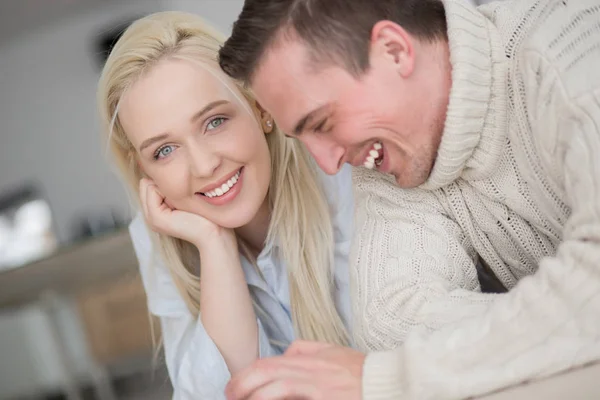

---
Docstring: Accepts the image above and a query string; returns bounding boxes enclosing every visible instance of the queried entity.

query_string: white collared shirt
[129,165,354,400]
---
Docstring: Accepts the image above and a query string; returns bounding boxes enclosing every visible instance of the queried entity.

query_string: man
[218,0,600,399]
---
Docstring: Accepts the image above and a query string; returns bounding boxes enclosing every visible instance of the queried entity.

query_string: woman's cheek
[150,167,188,201]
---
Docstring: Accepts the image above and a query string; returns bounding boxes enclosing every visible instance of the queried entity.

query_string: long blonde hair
[98,11,348,346]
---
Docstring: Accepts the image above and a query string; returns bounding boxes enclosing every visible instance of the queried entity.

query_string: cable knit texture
[352,0,600,399]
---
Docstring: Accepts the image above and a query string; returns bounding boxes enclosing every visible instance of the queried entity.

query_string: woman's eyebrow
[138,100,230,152]
[189,99,229,123]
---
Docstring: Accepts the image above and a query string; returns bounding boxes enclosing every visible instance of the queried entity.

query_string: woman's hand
[139,178,235,251]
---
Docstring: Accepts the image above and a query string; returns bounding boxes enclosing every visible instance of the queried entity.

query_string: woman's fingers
[146,184,166,213]
[140,178,169,225]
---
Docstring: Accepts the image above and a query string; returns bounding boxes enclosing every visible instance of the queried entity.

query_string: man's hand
[225,341,365,400]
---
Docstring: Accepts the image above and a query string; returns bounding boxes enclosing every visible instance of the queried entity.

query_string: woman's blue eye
[155,145,174,159]
[207,117,226,131]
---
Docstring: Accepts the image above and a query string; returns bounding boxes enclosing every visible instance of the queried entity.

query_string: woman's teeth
[203,170,241,198]
[364,142,383,169]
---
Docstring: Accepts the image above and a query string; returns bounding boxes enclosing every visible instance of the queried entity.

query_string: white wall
[168,0,244,31]
[0,1,244,398]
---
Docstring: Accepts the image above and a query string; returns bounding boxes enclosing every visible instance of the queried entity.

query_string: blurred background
[0,1,243,399]
[0,1,493,400]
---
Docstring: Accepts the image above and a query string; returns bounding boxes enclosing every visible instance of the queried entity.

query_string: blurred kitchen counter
[0,229,138,309]
[477,361,600,400]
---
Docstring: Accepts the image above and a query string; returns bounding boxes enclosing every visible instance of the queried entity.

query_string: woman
[97,11,354,399]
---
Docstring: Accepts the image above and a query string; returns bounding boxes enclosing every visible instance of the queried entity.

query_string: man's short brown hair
[219,0,447,83]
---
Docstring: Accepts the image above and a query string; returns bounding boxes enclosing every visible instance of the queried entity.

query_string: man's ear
[369,20,416,78]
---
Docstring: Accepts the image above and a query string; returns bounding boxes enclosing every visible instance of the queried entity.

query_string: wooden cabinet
[77,275,158,366]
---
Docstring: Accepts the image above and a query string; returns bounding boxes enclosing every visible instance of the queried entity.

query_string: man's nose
[300,135,345,175]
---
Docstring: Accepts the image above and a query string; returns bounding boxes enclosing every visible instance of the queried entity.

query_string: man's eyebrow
[293,105,328,135]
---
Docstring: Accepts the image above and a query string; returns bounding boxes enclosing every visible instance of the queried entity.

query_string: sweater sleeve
[350,172,495,351]
[359,63,600,400]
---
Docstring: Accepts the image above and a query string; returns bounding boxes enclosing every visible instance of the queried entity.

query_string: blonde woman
[97,11,353,399]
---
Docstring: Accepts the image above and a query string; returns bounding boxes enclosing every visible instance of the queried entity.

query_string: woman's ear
[262,116,274,134]
[254,100,274,134]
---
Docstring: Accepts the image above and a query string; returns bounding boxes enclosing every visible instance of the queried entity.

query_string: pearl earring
[266,120,273,128]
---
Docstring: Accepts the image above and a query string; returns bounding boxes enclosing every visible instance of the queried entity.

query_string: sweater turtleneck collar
[420,0,509,190]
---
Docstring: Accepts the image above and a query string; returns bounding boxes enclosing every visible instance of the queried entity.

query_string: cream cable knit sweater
[352,0,600,398]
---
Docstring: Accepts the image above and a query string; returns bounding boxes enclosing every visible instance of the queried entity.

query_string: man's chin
[392,169,431,189]
[394,177,423,189]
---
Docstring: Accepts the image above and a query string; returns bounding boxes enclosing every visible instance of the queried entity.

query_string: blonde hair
[97,11,348,346]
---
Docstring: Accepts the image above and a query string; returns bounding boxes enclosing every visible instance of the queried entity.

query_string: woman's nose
[187,143,221,178]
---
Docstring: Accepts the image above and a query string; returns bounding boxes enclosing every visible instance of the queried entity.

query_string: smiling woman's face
[119,58,272,229]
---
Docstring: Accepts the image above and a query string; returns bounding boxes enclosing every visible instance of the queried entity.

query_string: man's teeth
[204,170,241,198]
[364,142,383,169]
